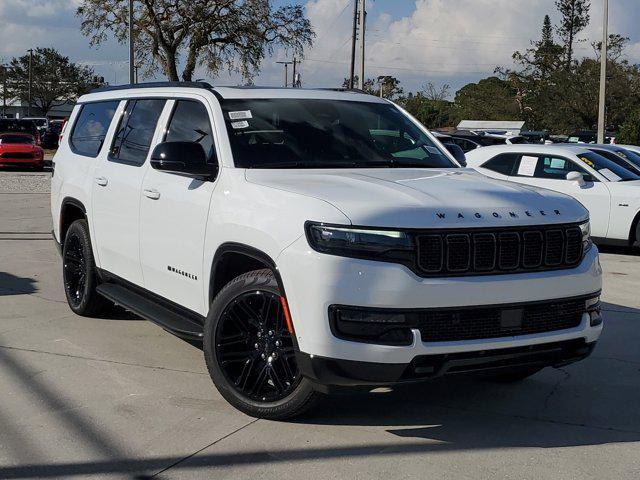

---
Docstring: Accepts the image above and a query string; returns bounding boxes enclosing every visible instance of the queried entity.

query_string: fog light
[586,296,602,327]
[330,307,413,346]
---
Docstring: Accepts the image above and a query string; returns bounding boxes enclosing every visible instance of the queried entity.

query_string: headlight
[579,219,592,253]
[305,222,414,261]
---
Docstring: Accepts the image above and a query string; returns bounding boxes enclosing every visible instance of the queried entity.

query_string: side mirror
[566,171,586,186]
[443,143,467,166]
[150,141,212,177]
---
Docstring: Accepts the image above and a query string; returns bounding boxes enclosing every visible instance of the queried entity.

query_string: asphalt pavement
[0,170,639,479]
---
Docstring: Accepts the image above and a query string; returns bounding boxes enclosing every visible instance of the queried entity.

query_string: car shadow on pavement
[0,302,638,479]
[0,272,37,296]
[597,244,640,256]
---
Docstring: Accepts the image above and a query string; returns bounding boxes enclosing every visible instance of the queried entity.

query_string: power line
[305,57,491,75]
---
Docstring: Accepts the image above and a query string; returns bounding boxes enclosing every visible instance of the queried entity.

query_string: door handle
[143,189,161,200]
[95,176,108,186]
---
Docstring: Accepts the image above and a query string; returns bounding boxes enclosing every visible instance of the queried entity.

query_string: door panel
[91,99,166,285]
[140,98,219,313]
[507,154,611,237]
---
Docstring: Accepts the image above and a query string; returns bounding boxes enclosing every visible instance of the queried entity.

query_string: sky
[0,0,638,97]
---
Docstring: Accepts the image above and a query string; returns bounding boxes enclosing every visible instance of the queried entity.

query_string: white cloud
[297,0,640,92]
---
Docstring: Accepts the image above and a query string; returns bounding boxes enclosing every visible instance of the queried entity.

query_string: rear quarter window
[70,101,120,157]
[482,153,519,175]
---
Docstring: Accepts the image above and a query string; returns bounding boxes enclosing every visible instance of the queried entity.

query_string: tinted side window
[165,100,216,163]
[70,101,119,157]
[482,153,519,175]
[110,99,165,166]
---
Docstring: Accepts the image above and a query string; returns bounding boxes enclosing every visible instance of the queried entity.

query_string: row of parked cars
[457,140,640,248]
[0,117,66,170]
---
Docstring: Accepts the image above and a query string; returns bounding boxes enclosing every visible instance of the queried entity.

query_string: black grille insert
[417,297,586,342]
[417,224,582,277]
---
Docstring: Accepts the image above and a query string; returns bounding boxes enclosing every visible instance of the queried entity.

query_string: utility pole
[129,0,135,84]
[358,0,366,90]
[349,0,358,89]
[597,0,608,144]
[292,58,297,88]
[276,60,293,87]
[1,64,8,118]
[27,49,33,117]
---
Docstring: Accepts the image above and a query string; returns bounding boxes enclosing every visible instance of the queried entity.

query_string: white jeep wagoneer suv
[51,83,602,419]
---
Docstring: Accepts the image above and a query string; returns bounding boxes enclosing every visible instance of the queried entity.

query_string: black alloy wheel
[61,219,108,316]
[216,290,300,402]
[63,231,86,309]
[204,269,320,419]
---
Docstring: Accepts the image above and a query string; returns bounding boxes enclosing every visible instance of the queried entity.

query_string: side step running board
[96,283,204,340]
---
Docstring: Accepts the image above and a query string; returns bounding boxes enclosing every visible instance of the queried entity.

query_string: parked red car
[0,133,45,170]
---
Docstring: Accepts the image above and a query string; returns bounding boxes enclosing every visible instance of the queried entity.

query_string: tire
[484,366,542,383]
[62,219,108,316]
[204,269,321,420]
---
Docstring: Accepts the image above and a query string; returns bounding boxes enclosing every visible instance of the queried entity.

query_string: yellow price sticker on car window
[580,157,595,167]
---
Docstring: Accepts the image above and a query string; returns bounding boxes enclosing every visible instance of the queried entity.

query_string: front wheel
[204,269,321,420]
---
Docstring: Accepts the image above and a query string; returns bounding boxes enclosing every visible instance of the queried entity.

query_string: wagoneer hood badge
[246,168,588,229]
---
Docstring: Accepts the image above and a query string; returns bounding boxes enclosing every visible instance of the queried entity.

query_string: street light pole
[2,64,8,118]
[27,48,33,117]
[129,0,135,84]
[597,0,608,144]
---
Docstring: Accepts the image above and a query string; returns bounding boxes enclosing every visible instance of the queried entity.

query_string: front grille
[417,297,586,342]
[417,224,582,277]
[0,152,34,159]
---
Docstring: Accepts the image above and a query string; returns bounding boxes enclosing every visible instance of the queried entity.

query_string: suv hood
[245,168,588,228]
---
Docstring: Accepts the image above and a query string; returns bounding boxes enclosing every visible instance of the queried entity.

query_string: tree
[7,48,103,116]
[421,82,450,102]
[555,0,590,69]
[341,75,403,99]
[618,108,640,145]
[398,83,452,129]
[453,77,521,122]
[77,0,314,82]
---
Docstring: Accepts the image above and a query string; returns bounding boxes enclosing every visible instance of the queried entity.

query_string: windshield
[577,151,640,181]
[221,99,456,169]
[0,135,33,144]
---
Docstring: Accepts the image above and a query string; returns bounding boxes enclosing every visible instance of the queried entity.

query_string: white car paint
[466,144,640,244]
[52,86,602,367]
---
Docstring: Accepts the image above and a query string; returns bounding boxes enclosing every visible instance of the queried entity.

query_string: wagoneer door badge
[167,265,198,281]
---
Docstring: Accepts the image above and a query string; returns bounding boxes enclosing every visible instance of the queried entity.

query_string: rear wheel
[62,219,108,316]
[204,269,320,419]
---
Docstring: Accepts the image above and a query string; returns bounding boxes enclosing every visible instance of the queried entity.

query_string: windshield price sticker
[228,110,252,120]
[598,168,622,182]
[231,120,250,129]
[517,155,538,176]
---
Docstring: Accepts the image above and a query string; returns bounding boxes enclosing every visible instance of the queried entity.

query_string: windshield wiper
[250,161,360,169]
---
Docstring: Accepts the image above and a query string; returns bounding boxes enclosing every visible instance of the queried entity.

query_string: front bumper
[297,339,596,388]
[0,157,44,167]
[278,236,603,365]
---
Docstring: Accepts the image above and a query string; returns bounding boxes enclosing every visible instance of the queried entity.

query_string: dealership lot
[0,171,639,479]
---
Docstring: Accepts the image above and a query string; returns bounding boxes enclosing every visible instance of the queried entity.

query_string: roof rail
[315,87,369,94]
[90,81,213,94]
